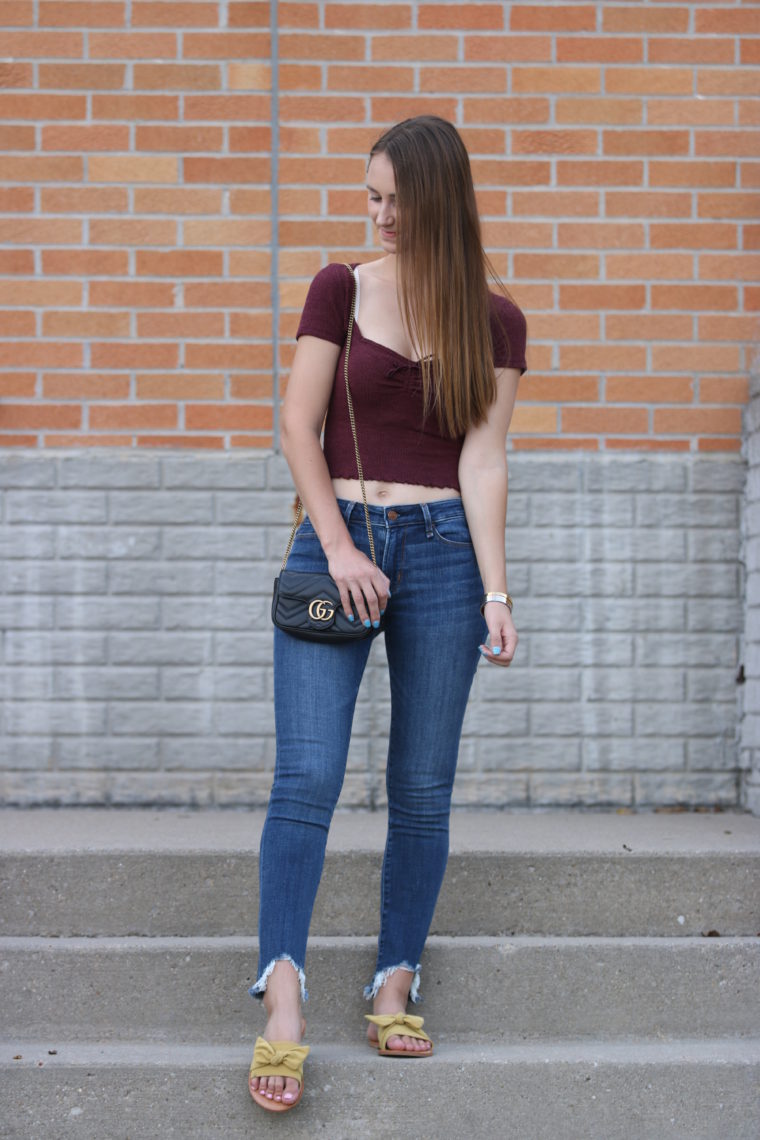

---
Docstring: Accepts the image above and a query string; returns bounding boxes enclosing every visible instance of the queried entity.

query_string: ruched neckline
[353,322,430,367]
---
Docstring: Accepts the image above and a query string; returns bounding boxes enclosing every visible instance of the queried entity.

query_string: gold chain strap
[281,264,375,570]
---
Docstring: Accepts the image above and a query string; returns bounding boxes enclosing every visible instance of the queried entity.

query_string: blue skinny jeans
[251,497,484,1004]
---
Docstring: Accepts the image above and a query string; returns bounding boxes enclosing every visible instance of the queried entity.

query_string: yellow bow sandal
[248,1036,310,1112]
[365,1012,434,1058]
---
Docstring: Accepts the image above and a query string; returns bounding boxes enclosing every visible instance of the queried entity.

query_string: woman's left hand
[479,601,518,668]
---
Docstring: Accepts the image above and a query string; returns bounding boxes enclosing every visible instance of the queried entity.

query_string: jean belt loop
[343,499,355,525]
[421,501,434,538]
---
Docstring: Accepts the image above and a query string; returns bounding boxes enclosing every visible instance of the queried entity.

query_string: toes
[373,1030,432,1054]
[251,1075,267,1097]
[282,1077,300,1103]
[386,1034,422,1053]
[252,1074,299,1103]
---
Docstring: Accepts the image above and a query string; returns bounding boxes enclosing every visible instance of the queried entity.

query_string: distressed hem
[249,955,308,1003]
[363,962,421,1004]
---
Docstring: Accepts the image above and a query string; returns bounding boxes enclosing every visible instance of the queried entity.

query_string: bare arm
[280,334,390,626]
[458,366,521,667]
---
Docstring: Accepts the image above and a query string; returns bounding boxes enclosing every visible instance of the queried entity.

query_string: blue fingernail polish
[380,608,385,616]
[478,646,489,657]
[492,646,501,655]
[363,619,371,628]
[372,620,380,628]
[348,614,354,622]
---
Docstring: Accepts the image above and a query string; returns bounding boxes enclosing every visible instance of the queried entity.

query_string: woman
[249,115,527,1112]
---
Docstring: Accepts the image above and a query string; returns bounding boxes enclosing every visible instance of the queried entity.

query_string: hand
[328,543,391,628]
[479,601,517,668]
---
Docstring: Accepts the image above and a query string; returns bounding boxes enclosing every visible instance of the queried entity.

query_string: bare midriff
[332,477,460,506]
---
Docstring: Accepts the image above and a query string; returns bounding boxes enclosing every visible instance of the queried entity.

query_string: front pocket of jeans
[288,518,328,570]
[294,517,321,543]
[431,518,472,547]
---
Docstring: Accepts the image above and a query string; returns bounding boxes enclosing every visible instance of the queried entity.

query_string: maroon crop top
[296,262,527,491]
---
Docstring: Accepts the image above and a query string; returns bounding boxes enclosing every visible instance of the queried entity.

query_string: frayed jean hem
[249,955,308,1003]
[363,962,421,1004]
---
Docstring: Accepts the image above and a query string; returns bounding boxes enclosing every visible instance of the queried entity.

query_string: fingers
[337,570,391,628]
[346,579,374,627]
[479,642,514,667]
[328,541,392,628]
[362,573,391,627]
[503,627,518,660]
[337,581,357,625]
[479,604,518,667]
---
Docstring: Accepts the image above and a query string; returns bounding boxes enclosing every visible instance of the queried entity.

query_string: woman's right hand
[327,543,391,627]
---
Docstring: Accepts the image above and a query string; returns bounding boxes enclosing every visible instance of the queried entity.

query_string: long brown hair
[369,116,508,437]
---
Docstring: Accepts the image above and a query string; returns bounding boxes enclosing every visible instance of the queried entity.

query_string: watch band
[480,591,513,615]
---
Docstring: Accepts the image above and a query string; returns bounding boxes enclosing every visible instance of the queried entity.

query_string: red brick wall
[1,1,758,451]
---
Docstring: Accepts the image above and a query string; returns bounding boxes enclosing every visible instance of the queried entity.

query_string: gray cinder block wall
[740,372,760,814]
[0,450,745,810]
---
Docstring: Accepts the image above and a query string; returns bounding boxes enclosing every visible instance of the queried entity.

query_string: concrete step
[3,1039,759,1140]
[3,935,759,1046]
[4,810,759,1138]
[2,809,759,937]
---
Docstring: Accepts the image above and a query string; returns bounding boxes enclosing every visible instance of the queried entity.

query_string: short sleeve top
[296,262,527,491]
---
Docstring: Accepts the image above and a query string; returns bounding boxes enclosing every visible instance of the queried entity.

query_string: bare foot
[250,962,306,1105]
[250,1012,306,1104]
[366,968,432,1055]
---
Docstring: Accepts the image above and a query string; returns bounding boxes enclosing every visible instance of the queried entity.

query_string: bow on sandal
[365,1012,434,1057]
[248,1037,310,1112]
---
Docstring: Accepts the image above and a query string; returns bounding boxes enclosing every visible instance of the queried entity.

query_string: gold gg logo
[308,598,335,622]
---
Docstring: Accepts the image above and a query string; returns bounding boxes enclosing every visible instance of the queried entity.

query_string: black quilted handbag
[272,266,386,644]
[272,569,377,642]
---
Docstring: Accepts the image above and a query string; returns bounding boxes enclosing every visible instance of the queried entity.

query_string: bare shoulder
[358,256,395,282]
